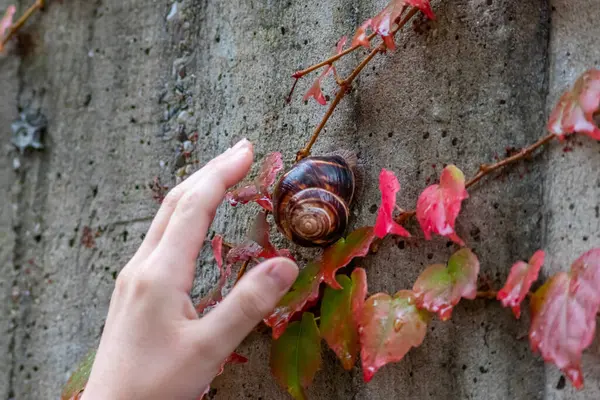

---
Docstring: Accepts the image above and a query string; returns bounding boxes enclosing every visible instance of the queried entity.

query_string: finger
[152,140,254,289]
[192,257,298,363]
[133,139,251,263]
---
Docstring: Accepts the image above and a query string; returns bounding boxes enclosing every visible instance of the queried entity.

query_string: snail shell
[272,151,357,247]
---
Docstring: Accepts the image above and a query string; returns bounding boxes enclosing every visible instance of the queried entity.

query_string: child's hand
[81,139,298,400]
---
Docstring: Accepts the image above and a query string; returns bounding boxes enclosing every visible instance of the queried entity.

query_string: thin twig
[475,290,498,300]
[291,32,378,80]
[234,259,250,286]
[465,133,557,189]
[296,7,420,161]
[393,133,558,225]
[0,0,44,49]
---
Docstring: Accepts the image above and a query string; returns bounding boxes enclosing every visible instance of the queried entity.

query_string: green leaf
[359,290,430,382]
[271,312,322,400]
[320,268,367,370]
[61,348,96,400]
[322,226,375,289]
[412,248,480,320]
[264,261,324,339]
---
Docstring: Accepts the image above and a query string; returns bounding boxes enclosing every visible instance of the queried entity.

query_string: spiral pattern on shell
[272,154,356,247]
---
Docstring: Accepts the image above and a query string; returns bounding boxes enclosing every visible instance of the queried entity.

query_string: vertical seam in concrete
[540,0,553,256]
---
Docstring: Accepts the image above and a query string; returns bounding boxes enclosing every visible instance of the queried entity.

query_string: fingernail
[231,138,249,152]
[267,259,299,292]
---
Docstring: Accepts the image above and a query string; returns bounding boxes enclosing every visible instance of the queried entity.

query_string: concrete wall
[0,0,598,398]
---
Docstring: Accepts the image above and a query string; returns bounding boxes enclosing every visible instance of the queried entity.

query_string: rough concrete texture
[0,0,598,399]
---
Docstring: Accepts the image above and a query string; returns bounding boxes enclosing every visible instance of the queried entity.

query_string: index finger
[151,140,254,291]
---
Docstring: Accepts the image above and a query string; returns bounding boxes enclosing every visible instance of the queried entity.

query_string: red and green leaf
[529,248,600,389]
[374,169,411,239]
[271,312,322,400]
[359,290,430,382]
[226,152,283,211]
[416,165,468,245]
[265,261,324,339]
[497,250,544,318]
[548,69,600,141]
[322,226,375,289]
[196,235,232,314]
[304,37,347,105]
[412,248,479,320]
[320,268,367,370]
[61,348,96,400]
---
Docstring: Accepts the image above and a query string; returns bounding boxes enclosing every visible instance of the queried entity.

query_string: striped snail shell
[272,151,358,247]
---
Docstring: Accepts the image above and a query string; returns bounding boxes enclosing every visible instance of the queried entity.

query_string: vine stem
[465,133,558,189]
[296,7,420,161]
[0,0,44,50]
[394,133,558,224]
[475,290,498,300]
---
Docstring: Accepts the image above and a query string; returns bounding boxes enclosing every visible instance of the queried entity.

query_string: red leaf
[217,352,248,376]
[416,164,468,245]
[374,169,411,239]
[359,290,430,382]
[61,349,96,400]
[529,248,600,389]
[320,268,367,370]
[196,235,232,314]
[264,261,324,339]
[548,69,600,141]
[0,5,15,53]
[322,226,375,289]
[412,248,479,320]
[497,250,544,318]
[352,19,372,48]
[271,312,321,400]
[226,152,283,210]
[371,0,436,50]
[303,37,347,105]
[249,211,293,260]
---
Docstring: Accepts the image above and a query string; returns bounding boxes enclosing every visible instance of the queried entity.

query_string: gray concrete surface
[0,0,598,399]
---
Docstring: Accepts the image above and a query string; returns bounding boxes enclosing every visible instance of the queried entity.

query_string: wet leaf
[226,152,283,211]
[320,268,367,370]
[359,290,430,382]
[271,312,321,400]
[529,248,600,389]
[548,69,600,141]
[322,226,375,289]
[248,211,294,260]
[416,165,468,245]
[412,248,479,320]
[61,348,96,400]
[497,250,544,318]
[374,169,411,239]
[265,261,324,339]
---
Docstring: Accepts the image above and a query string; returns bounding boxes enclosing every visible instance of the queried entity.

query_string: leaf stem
[465,133,557,189]
[234,259,250,286]
[393,133,558,224]
[296,7,420,161]
[291,32,378,80]
[475,290,498,299]
[0,0,44,50]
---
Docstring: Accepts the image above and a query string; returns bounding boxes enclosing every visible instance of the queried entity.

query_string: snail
[272,150,359,247]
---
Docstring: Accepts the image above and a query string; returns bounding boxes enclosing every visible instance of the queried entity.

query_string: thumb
[194,257,298,361]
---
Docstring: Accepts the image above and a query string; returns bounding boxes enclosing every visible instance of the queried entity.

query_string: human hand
[81,139,299,400]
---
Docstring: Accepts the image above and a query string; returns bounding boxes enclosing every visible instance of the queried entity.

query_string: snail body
[272,151,357,247]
